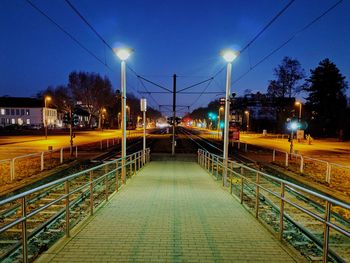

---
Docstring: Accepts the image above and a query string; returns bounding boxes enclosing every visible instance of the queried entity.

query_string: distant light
[45,96,51,101]
[244,110,249,114]
[220,121,224,129]
[295,101,301,106]
[290,121,298,130]
[221,49,238,62]
[114,47,133,61]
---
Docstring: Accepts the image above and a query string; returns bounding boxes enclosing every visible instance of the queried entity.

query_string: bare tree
[267,57,305,98]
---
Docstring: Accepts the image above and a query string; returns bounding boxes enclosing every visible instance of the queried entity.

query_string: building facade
[0,97,57,128]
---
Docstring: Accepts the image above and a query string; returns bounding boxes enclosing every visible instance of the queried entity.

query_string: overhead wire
[25,0,111,70]
[232,0,343,85]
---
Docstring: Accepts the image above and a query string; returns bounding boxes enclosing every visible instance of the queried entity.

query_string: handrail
[0,148,151,263]
[198,149,350,263]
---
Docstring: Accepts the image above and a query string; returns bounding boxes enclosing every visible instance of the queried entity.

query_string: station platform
[38,158,300,262]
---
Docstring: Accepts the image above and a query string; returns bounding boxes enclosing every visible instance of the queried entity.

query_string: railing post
[272,149,276,162]
[41,152,44,171]
[75,146,78,158]
[240,177,244,204]
[100,140,103,150]
[60,148,64,163]
[230,176,233,194]
[322,201,331,263]
[106,139,109,149]
[21,196,28,263]
[285,152,288,167]
[238,141,240,150]
[115,160,119,192]
[10,159,15,181]
[255,172,260,218]
[134,154,137,175]
[90,171,94,215]
[105,165,109,201]
[300,156,304,173]
[65,180,70,238]
[326,163,331,183]
[244,143,247,152]
[279,182,285,240]
[211,155,214,174]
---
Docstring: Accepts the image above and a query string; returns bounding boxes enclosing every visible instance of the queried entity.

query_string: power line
[232,0,343,85]
[26,0,111,70]
[64,0,114,52]
[239,0,295,54]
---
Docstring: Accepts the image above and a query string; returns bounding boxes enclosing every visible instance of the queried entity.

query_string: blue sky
[0,0,349,114]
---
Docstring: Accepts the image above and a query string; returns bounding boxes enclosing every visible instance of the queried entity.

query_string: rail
[0,148,151,263]
[198,149,350,263]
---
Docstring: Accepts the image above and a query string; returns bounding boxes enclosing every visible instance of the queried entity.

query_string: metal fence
[198,149,350,263]
[0,136,144,184]
[0,148,150,263]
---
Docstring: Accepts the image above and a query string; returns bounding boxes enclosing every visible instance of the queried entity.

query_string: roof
[0,96,49,108]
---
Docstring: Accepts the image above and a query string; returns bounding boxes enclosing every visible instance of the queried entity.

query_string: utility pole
[172,74,177,156]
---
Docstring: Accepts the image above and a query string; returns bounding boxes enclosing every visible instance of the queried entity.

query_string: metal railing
[0,148,150,263]
[0,135,145,184]
[198,149,350,263]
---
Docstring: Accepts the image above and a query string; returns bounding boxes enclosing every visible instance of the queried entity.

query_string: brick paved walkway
[42,160,299,262]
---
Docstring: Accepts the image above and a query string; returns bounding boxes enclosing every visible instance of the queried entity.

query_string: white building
[0,97,57,128]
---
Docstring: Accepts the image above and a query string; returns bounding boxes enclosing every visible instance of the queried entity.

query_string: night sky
[1,0,349,115]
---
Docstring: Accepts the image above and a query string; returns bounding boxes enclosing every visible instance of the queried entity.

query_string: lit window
[26,119,30,125]
[18,118,23,125]
[11,118,15,124]
[26,109,30,115]
[0,109,4,115]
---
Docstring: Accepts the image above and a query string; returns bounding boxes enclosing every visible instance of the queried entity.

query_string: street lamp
[114,47,133,184]
[140,98,147,164]
[44,96,51,140]
[221,49,238,186]
[101,108,107,131]
[217,106,224,139]
[295,101,302,121]
[244,110,250,131]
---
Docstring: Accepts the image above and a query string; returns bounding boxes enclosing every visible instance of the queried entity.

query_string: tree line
[188,57,349,140]
[37,71,162,129]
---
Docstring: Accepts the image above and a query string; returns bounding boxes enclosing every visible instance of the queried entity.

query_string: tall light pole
[44,96,51,140]
[114,47,133,184]
[217,106,224,139]
[140,98,147,164]
[244,110,250,131]
[221,49,238,186]
[295,101,302,121]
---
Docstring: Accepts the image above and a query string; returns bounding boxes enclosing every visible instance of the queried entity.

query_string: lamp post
[114,47,133,184]
[140,98,147,164]
[295,101,302,121]
[217,106,224,139]
[221,49,238,186]
[44,96,51,140]
[244,110,250,131]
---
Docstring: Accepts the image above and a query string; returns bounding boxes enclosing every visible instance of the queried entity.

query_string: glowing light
[290,121,298,130]
[221,49,238,62]
[45,96,51,101]
[244,110,249,114]
[295,101,301,106]
[113,47,133,61]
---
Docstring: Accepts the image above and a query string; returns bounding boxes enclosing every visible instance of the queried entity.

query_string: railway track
[178,127,350,262]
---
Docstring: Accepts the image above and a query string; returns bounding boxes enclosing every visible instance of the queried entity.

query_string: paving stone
[46,160,299,262]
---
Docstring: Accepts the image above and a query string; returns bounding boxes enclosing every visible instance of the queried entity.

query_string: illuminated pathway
[39,159,301,262]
